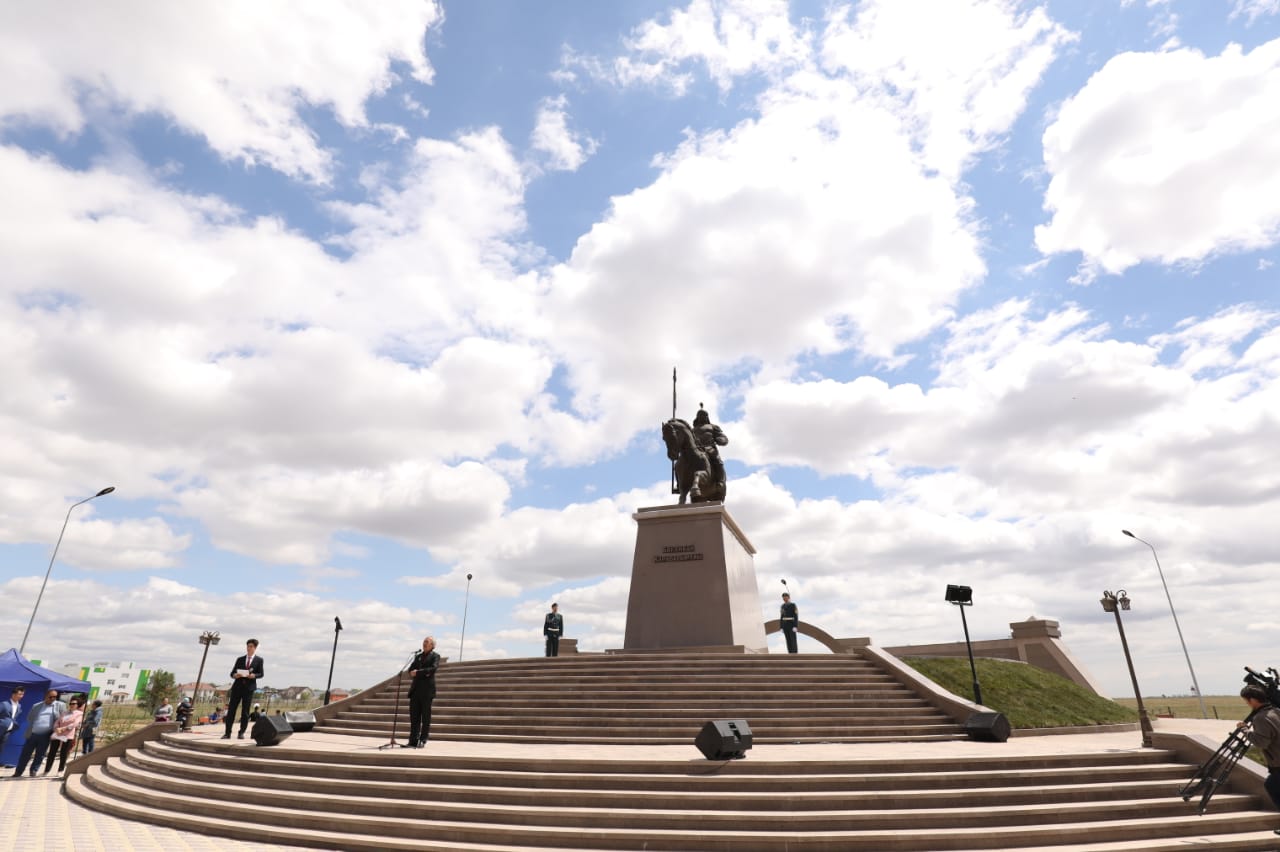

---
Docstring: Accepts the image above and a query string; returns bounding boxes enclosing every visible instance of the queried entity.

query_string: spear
[671,367,678,494]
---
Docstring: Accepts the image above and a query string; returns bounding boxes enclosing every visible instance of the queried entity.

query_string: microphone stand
[378,652,417,751]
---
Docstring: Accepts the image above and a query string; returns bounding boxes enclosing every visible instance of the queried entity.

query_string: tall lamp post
[944,584,983,706]
[324,617,343,705]
[458,573,473,662]
[1101,590,1155,747]
[20,486,116,656]
[194,631,220,714]
[1122,530,1207,718]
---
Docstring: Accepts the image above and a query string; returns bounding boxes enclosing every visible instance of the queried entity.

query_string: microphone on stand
[380,649,418,751]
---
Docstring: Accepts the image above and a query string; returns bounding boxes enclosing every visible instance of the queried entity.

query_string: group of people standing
[1,688,103,778]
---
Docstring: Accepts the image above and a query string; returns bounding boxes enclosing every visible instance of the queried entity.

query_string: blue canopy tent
[0,648,93,766]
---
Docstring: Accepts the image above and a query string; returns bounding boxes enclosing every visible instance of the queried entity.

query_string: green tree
[139,669,176,710]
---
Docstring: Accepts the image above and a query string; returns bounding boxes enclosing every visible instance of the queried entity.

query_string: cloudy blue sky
[2,0,1278,699]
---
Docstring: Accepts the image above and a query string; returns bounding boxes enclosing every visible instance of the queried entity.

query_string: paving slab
[0,765,299,851]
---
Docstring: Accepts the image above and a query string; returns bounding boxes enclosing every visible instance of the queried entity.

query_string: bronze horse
[662,418,726,505]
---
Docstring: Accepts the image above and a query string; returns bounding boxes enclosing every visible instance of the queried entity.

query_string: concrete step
[120,746,1216,811]
[322,715,958,732]
[432,673,900,684]
[373,706,947,721]
[404,684,912,696]
[65,770,579,852]
[70,760,1280,851]
[364,693,930,707]
[312,726,969,745]
[997,834,1280,852]
[142,744,1198,791]
[103,755,1264,831]
[442,655,877,668]
[422,695,942,711]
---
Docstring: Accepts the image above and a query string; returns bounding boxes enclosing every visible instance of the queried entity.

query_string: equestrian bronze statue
[663,406,729,504]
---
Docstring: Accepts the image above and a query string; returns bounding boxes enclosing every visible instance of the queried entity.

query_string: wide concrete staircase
[315,651,967,744]
[62,653,1280,849]
[65,733,1280,850]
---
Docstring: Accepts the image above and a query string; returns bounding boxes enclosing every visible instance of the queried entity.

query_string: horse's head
[662,418,692,460]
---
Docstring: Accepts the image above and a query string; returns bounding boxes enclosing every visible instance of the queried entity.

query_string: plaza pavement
[0,717,1248,852]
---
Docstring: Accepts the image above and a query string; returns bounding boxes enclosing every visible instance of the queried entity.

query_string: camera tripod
[1178,665,1279,814]
[1179,721,1256,814]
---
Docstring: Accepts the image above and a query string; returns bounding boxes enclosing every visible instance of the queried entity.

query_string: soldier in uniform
[780,593,799,654]
[543,603,563,657]
[406,635,440,748]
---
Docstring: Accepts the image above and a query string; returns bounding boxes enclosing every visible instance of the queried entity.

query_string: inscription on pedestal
[654,544,704,563]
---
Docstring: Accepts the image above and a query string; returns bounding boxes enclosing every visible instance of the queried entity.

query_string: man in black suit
[223,638,264,740]
[543,603,563,657]
[780,593,799,654]
[406,636,440,748]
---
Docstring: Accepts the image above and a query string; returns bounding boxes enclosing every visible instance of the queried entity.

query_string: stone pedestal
[623,503,767,652]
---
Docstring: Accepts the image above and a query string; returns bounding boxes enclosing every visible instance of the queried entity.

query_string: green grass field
[903,657,1140,729]
[1113,695,1247,721]
[902,658,1265,763]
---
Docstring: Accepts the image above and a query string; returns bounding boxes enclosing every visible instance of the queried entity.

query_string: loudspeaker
[251,714,293,746]
[284,711,316,733]
[695,719,752,760]
[965,712,1011,743]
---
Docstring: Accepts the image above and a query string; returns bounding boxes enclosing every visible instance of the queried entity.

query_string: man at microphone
[406,636,440,748]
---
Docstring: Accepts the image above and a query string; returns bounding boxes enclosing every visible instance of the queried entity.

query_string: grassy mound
[903,657,1139,729]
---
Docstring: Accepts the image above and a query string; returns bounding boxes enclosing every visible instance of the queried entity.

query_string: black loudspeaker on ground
[695,719,753,760]
[252,714,294,746]
[284,711,317,733]
[964,712,1011,743]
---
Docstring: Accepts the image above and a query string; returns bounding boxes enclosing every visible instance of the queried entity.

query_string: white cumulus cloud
[529,95,598,172]
[0,1,442,181]
[1036,39,1280,278]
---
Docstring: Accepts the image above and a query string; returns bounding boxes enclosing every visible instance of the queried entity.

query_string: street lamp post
[458,573,473,662]
[944,584,983,706]
[1122,530,1207,718]
[194,631,221,716]
[324,617,343,705]
[20,486,116,656]
[1101,590,1155,748]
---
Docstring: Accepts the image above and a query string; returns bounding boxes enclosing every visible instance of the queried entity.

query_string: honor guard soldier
[780,593,799,654]
[544,603,563,657]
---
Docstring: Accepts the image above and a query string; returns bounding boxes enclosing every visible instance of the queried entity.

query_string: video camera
[1243,665,1280,706]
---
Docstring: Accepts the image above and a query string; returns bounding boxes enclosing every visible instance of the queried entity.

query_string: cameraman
[1238,683,1280,832]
